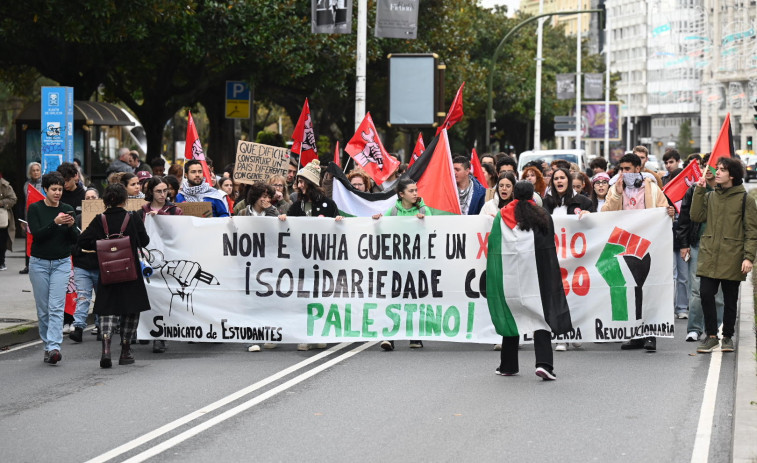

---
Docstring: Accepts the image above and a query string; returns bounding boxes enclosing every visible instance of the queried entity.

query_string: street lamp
[485,9,604,152]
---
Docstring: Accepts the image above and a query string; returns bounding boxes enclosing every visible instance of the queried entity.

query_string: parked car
[517,149,588,174]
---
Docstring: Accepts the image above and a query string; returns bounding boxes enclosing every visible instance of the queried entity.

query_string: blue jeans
[687,245,723,335]
[674,250,689,314]
[29,256,70,351]
[73,267,99,329]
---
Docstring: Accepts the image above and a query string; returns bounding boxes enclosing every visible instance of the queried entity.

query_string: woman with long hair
[278,160,340,352]
[481,162,498,189]
[521,166,546,197]
[480,172,517,216]
[542,167,593,216]
[218,177,236,213]
[27,172,80,365]
[140,177,184,219]
[487,181,572,381]
[347,170,373,192]
[79,184,151,368]
[372,178,429,350]
[280,160,341,221]
[571,172,592,197]
[119,172,144,199]
[590,172,611,212]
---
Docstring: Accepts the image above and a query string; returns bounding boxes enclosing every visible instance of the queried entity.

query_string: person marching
[487,181,573,380]
[78,184,151,368]
[372,178,431,350]
[27,172,80,365]
[690,157,757,353]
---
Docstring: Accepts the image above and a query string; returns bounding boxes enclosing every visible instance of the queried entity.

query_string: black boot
[69,327,83,343]
[119,341,135,365]
[100,334,112,368]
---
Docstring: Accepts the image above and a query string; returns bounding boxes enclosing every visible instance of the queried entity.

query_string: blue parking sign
[226,81,250,100]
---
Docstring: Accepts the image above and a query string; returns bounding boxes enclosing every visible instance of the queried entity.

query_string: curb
[0,313,96,350]
[733,277,757,462]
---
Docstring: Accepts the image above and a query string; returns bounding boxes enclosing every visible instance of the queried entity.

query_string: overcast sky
[480,0,521,16]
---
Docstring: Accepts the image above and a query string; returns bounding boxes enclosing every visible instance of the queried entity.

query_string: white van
[516,149,588,174]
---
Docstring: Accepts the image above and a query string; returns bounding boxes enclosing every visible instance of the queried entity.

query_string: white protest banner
[137,209,673,344]
[233,140,290,185]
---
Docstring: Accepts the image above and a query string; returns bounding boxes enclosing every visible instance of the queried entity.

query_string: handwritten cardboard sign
[81,199,212,229]
[233,140,290,185]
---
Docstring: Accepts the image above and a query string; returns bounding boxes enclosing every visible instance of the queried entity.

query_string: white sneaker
[677,312,689,319]
[555,343,567,351]
[493,344,502,351]
[62,324,71,334]
[685,331,699,342]
[263,343,277,349]
[247,344,261,352]
[297,343,310,351]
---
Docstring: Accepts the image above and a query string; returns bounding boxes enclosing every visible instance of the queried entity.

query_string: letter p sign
[226,81,251,119]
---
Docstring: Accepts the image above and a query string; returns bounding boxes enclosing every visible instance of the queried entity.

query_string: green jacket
[690,184,757,281]
[386,198,431,217]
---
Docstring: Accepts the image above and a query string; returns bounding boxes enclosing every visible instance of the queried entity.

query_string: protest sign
[137,210,673,344]
[174,201,212,218]
[81,199,145,230]
[233,140,290,185]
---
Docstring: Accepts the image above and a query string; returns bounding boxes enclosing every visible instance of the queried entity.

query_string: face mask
[623,172,642,189]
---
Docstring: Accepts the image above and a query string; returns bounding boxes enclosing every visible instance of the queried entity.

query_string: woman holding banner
[279,159,340,351]
[487,181,573,381]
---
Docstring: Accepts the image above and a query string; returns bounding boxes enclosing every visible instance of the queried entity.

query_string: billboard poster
[580,102,620,140]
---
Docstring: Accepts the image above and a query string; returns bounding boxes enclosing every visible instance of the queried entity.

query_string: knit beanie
[298,159,322,186]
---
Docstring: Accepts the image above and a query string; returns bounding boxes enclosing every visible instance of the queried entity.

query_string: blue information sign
[41,87,74,173]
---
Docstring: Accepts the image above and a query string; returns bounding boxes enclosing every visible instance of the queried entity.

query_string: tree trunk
[200,83,238,172]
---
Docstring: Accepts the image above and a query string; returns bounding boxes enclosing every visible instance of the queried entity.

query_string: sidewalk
[1,236,756,459]
[0,238,40,346]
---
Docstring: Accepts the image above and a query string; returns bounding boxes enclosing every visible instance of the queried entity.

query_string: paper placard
[81,200,212,229]
[233,140,290,185]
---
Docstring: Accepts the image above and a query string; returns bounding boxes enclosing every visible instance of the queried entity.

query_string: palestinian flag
[403,129,461,215]
[486,208,573,337]
[706,113,734,174]
[327,163,397,217]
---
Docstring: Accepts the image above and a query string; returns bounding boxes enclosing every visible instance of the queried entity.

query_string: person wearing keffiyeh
[175,159,230,217]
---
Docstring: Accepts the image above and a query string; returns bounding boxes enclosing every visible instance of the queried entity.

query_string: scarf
[458,180,473,213]
[500,199,536,229]
[181,179,226,203]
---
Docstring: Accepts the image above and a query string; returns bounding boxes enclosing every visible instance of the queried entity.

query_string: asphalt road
[0,317,736,463]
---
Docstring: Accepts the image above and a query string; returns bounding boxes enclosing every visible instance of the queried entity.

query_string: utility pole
[533,0,545,151]
[575,1,582,152]
[355,0,367,131]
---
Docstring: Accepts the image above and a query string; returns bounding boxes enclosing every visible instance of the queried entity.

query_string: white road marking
[690,349,723,463]
[84,342,363,463]
[120,341,376,463]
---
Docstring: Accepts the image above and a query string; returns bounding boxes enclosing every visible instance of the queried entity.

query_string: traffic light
[754,100,757,129]
[748,136,753,151]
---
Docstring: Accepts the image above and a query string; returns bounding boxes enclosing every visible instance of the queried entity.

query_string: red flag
[25,184,45,257]
[291,98,319,167]
[470,148,488,187]
[345,113,400,186]
[65,263,76,316]
[185,111,213,185]
[436,82,465,135]
[662,159,703,210]
[334,141,341,168]
[707,113,734,173]
[408,132,425,168]
[414,130,462,214]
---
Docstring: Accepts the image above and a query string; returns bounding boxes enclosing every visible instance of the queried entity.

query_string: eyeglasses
[594,180,609,185]
[271,184,284,188]
[351,183,365,188]
[153,189,168,195]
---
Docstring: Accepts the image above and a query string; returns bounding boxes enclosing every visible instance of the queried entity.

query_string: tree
[677,119,695,158]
